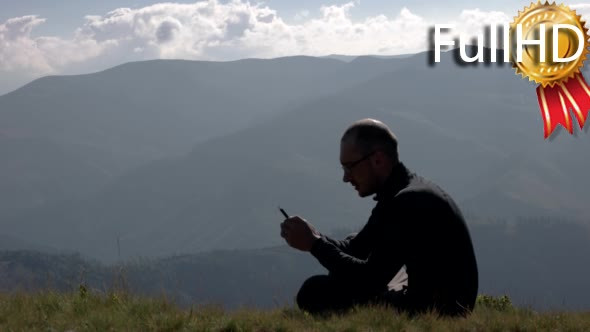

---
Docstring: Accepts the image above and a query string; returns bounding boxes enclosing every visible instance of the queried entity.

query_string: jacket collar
[374,161,412,201]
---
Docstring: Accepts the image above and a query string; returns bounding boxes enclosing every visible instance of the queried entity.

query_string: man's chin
[356,189,371,198]
[355,186,378,197]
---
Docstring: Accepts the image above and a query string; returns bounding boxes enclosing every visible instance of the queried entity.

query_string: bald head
[341,118,399,163]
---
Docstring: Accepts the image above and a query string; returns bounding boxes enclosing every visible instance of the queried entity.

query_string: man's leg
[296,275,373,314]
[371,287,410,313]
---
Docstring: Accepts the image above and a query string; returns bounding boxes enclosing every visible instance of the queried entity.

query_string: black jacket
[310,162,478,315]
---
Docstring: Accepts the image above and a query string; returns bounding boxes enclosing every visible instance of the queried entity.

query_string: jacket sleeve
[310,196,411,290]
[318,220,374,260]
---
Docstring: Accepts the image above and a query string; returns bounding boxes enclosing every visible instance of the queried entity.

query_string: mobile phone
[279,207,289,219]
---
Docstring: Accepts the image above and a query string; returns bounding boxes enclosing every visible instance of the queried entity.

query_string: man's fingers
[284,216,304,227]
[286,216,303,222]
[281,221,293,231]
[280,222,290,239]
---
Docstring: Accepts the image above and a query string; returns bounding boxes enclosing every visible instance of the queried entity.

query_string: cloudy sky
[1,0,590,94]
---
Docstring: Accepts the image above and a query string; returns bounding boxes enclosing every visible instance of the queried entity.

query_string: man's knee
[296,275,330,312]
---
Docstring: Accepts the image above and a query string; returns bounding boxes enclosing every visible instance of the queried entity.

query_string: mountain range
[0,48,588,262]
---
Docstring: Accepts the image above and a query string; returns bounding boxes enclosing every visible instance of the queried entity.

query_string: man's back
[372,162,478,314]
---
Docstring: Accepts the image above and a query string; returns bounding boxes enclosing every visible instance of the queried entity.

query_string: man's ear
[373,150,385,166]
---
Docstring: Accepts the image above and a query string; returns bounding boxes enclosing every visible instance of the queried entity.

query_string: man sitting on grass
[280,118,478,316]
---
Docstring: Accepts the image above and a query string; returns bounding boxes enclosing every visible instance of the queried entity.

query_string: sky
[1,0,590,95]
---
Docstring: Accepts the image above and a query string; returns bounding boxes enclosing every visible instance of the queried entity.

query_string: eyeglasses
[341,151,376,173]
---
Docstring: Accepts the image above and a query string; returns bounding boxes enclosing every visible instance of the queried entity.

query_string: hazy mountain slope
[0,134,111,214]
[2,96,494,261]
[3,50,589,262]
[0,56,407,214]
[0,56,406,162]
[463,134,590,219]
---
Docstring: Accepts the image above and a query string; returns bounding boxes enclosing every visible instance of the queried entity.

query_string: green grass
[0,290,588,331]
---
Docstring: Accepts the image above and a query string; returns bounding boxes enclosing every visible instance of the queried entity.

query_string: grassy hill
[0,290,588,331]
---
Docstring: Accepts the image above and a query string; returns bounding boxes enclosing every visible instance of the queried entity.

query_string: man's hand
[280,216,321,252]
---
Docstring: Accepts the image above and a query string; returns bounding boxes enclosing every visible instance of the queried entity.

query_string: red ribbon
[536,73,590,138]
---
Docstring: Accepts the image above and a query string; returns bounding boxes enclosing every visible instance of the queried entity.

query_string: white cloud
[0,15,52,73]
[456,8,510,28]
[0,15,108,76]
[570,4,590,28]
[0,0,529,93]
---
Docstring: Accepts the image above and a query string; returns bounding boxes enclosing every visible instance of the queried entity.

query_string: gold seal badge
[511,2,590,87]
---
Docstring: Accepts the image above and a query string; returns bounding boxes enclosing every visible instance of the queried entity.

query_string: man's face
[340,142,379,197]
